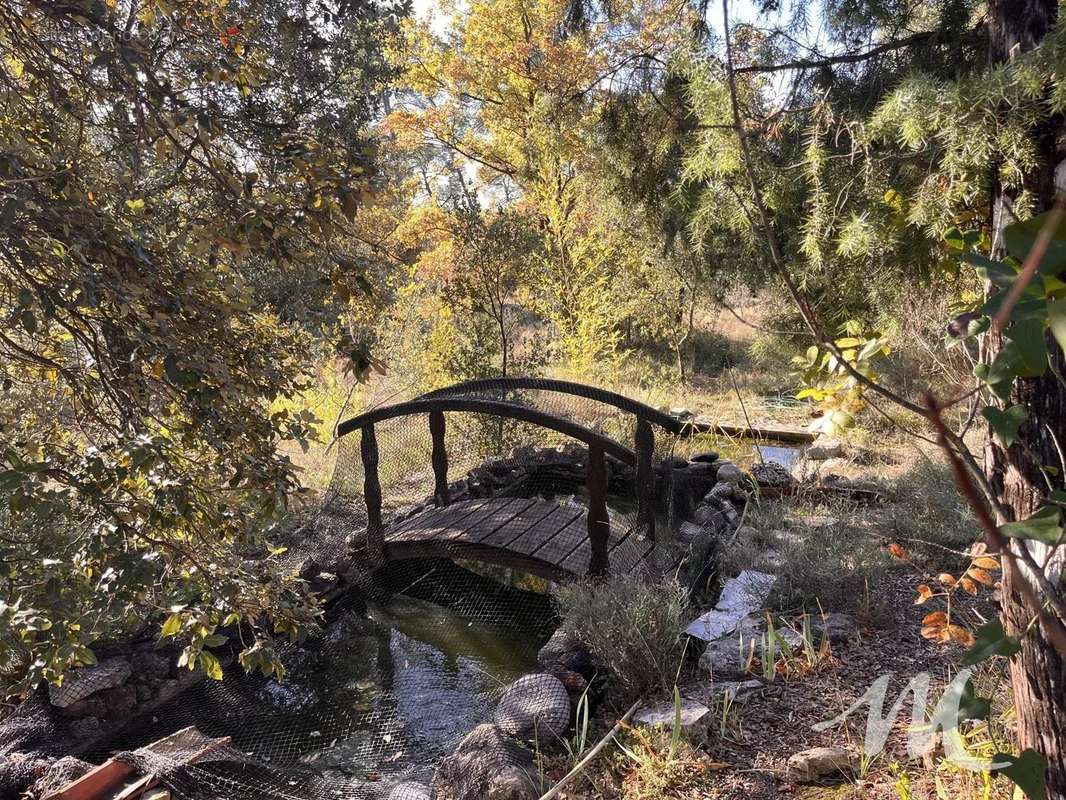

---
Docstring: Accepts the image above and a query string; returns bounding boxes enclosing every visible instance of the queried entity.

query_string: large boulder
[494,674,570,741]
[48,657,131,709]
[432,724,539,800]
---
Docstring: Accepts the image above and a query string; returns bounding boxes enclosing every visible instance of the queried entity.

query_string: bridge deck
[384,496,674,580]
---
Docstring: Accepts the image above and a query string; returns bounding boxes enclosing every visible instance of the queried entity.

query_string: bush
[554,576,690,704]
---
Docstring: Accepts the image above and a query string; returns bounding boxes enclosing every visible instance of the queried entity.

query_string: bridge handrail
[336,396,636,465]
[337,396,635,576]
[417,377,684,434]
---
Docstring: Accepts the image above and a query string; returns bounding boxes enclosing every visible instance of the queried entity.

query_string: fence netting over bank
[0,379,731,800]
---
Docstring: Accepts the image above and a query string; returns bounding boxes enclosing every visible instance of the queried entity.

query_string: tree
[982,1,1066,790]
[0,0,403,686]
[383,0,703,377]
[607,0,1066,793]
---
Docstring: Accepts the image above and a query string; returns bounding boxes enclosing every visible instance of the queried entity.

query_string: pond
[101,586,551,795]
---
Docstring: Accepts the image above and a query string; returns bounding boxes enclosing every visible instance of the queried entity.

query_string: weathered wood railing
[337,387,680,578]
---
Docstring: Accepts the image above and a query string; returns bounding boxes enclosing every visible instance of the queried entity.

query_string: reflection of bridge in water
[332,378,694,580]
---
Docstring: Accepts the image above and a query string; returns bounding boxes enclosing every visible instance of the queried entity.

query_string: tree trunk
[985,2,1066,795]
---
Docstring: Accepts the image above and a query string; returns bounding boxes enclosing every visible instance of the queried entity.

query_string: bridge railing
[336,396,653,578]
[415,377,689,544]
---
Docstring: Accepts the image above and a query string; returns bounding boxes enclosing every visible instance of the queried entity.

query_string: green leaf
[1004,210,1066,275]
[1006,318,1048,378]
[1000,505,1064,545]
[981,405,1027,447]
[1048,297,1066,353]
[199,650,223,680]
[994,749,1048,800]
[948,679,991,728]
[161,613,183,638]
[963,619,1021,666]
[203,633,228,647]
[944,226,965,250]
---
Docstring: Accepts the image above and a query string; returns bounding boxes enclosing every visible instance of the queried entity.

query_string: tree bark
[985,2,1066,795]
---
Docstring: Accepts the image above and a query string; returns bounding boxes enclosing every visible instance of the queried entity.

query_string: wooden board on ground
[44,726,230,800]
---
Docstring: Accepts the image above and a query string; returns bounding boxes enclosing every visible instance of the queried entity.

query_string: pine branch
[734,27,984,75]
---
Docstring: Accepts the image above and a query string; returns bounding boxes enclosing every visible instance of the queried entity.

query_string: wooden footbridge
[335,378,687,581]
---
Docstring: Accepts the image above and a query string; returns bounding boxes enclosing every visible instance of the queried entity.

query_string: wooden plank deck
[383,496,674,580]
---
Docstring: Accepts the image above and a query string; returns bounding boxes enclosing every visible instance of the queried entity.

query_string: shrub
[554,576,690,704]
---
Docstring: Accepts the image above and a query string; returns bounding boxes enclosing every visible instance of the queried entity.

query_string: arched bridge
[333,378,690,581]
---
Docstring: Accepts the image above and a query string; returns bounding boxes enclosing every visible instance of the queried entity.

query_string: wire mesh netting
[0,379,725,800]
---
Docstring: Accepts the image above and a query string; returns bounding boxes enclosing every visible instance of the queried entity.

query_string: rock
[68,716,102,739]
[693,504,727,527]
[689,451,719,464]
[432,724,538,800]
[685,570,777,641]
[810,613,860,644]
[753,548,786,573]
[698,634,749,678]
[683,461,718,476]
[787,513,839,530]
[48,657,131,709]
[634,698,711,735]
[537,629,593,680]
[750,461,794,490]
[769,529,803,548]
[701,679,766,705]
[786,747,854,782]
[102,683,138,718]
[389,782,432,800]
[58,695,107,719]
[732,525,760,546]
[132,648,172,679]
[807,437,845,460]
[715,463,744,484]
[494,674,570,740]
[707,482,735,501]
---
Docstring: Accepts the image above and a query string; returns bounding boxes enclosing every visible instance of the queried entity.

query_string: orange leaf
[946,625,976,647]
[888,543,908,560]
[960,577,978,596]
[922,611,948,627]
[915,584,934,604]
[921,625,944,641]
[226,26,241,35]
[967,568,995,586]
[938,573,957,587]
[972,556,1000,571]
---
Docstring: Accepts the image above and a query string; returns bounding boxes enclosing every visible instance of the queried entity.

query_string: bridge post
[634,417,657,542]
[586,444,610,577]
[429,409,449,507]
[360,422,384,561]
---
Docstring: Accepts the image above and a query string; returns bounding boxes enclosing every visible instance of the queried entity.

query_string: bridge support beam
[360,422,384,561]
[586,444,610,577]
[429,409,449,507]
[634,417,658,542]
